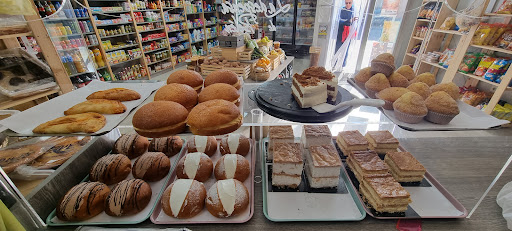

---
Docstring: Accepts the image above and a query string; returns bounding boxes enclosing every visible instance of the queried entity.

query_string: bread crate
[222,46,245,61]
[238,49,253,61]
[278,52,285,62]
[257,40,272,48]
[200,64,223,77]
[268,55,280,70]
[211,47,222,58]
[226,64,251,79]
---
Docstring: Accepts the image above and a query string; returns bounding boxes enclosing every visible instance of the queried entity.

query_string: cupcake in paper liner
[424,91,460,124]
[371,53,396,77]
[354,67,372,89]
[364,73,390,99]
[392,92,428,124]
[376,87,410,110]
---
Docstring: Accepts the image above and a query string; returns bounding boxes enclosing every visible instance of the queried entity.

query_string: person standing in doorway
[335,0,354,52]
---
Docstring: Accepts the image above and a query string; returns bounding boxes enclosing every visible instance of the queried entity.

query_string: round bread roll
[56,182,110,221]
[187,99,242,136]
[167,70,203,93]
[161,179,206,218]
[204,70,241,90]
[198,83,240,106]
[187,135,218,156]
[154,83,198,111]
[214,154,250,182]
[105,179,152,216]
[206,179,249,218]
[219,133,250,156]
[149,136,183,157]
[90,154,131,185]
[176,152,213,182]
[133,101,188,138]
[114,134,149,159]
[133,152,171,182]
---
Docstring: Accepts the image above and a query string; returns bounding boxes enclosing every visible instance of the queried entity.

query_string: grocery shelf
[109,57,142,67]
[50,33,82,39]
[0,89,59,110]
[417,18,431,22]
[141,37,167,43]
[137,20,163,25]
[406,53,417,58]
[163,6,184,9]
[412,36,424,40]
[94,10,130,14]
[144,47,168,54]
[169,39,188,45]
[69,71,95,78]
[168,28,186,33]
[203,11,216,14]
[458,71,503,87]
[76,17,90,20]
[148,57,171,65]
[88,44,99,48]
[188,26,203,29]
[470,44,512,55]
[133,9,161,12]
[83,32,96,35]
[96,21,133,26]
[205,23,217,27]
[45,18,76,21]
[432,29,464,35]
[485,13,512,17]
[139,28,165,33]
[166,19,185,23]
[100,32,136,39]
[187,12,203,15]
[172,48,189,53]
[105,44,138,52]
[191,39,205,44]
[421,60,447,70]
[151,66,173,75]
[0,32,32,39]
[207,36,217,40]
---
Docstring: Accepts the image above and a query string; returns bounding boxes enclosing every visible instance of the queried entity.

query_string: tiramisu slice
[360,174,411,213]
[302,66,338,101]
[272,142,303,188]
[268,125,294,160]
[336,130,368,156]
[385,151,426,182]
[291,73,327,108]
[305,144,342,188]
[365,131,399,154]
[346,150,389,182]
[302,125,332,149]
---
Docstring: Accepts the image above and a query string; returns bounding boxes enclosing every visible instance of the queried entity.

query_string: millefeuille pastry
[336,130,368,156]
[301,125,332,149]
[305,144,342,188]
[384,151,426,182]
[268,125,294,161]
[33,112,106,134]
[360,174,411,213]
[272,142,303,189]
[346,150,389,182]
[365,131,399,154]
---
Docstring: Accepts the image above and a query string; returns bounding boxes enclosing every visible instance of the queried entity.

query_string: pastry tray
[150,138,255,224]
[337,142,468,219]
[45,139,187,226]
[261,138,366,222]
[347,78,509,131]
[0,80,164,136]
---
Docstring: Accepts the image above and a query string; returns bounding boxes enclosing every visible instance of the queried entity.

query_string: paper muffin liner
[365,89,378,99]
[393,109,426,124]
[375,92,393,110]
[425,110,456,125]
[354,79,366,90]
[371,61,395,77]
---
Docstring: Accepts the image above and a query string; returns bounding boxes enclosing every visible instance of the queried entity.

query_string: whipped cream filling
[227,133,240,153]
[184,152,202,179]
[169,179,193,217]
[217,179,236,216]
[195,136,208,153]
[224,154,238,179]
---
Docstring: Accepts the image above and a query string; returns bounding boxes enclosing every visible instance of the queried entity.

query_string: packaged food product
[440,49,455,68]
[496,0,512,14]
[487,25,510,46]
[474,56,497,76]
[495,31,512,49]
[410,43,421,54]
[484,59,509,82]
[440,16,456,30]
[483,24,499,45]
[472,23,491,45]
[461,90,487,106]
[458,53,483,74]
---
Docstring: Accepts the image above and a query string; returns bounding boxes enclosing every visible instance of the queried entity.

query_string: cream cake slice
[268,125,294,161]
[336,130,369,156]
[360,174,411,213]
[346,150,389,182]
[302,125,332,149]
[305,144,342,188]
[272,142,303,188]
[384,151,426,182]
[302,66,338,102]
[365,131,399,154]
[291,73,327,108]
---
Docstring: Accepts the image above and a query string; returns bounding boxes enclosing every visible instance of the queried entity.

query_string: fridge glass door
[275,0,295,44]
[295,0,316,45]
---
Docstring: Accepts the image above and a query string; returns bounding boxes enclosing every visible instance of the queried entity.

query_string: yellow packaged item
[472,23,491,45]
[440,17,456,30]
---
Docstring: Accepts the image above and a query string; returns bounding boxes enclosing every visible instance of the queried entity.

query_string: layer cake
[365,131,399,154]
[302,125,332,149]
[305,144,342,188]
[291,73,327,108]
[346,150,389,182]
[302,66,338,101]
[272,142,303,188]
[268,125,294,160]
[336,130,368,156]
[360,174,411,213]
[385,151,426,182]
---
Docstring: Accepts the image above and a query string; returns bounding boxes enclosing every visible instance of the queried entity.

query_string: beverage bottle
[72,52,87,73]
[44,2,53,16]
[61,56,72,75]
[49,2,57,14]
[37,2,46,17]
[66,55,78,74]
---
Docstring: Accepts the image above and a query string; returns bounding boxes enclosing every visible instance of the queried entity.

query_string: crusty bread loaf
[90,154,131,185]
[219,133,250,156]
[205,179,249,218]
[113,134,149,159]
[56,182,110,221]
[176,152,213,182]
[105,179,152,216]
[149,136,183,157]
[161,179,206,218]
[64,99,127,115]
[33,112,106,134]
[214,154,250,182]
[186,99,242,136]
[132,152,171,182]
[133,101,188,138]
[86,88,141,101]
[187,135,217,156]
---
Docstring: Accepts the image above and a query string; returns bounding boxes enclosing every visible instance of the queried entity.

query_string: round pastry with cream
[219,133,250,156]
[154,83,198,111]
[206,179,249,218]
[113,133,149,159]
[149,136,184,157]
[167,70,204,93]
[198,83,240,106]
[161,179,206,218]
[176,152,213,182]
[56,182,110,221]
[214,154,250,182]
[204,69,241,90]
[187,135,217,156]
[105,179,152,216]
[186,99,242,136]
[132,152,171,182]
[132,101,188,138]
[89,154,131,185]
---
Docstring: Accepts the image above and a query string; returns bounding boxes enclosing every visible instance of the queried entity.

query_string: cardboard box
[218,35,244,48]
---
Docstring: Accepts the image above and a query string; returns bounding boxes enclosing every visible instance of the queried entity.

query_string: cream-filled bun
[219,133,250,156]
[176,152,213,182]
[161,179,206,218]
[214,154,250,182]
[206,179,249,218]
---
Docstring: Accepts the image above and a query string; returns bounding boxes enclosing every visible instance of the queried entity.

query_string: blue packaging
[74,9,80,17]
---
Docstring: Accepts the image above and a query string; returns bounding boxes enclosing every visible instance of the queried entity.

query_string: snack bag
[484,59,508,82]
[442,50,456,68]
[440,16,456,30]
[487,25,510,45]
[458,53,483,73]
[495,31,512,49]
[483,24,499,45]
[497,0,512,14]
[472,23,491,45]
[474,56,497,76]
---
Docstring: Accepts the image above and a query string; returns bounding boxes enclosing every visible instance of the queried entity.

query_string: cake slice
[359,174,411,213]
[305,144,342,188]
[272,142,303,188]
[385,151,426,182]
[268,125,294,160]
[346,150,389,182]
[302,125,332,149]
[302,66,338,101]
[365,131,399,154]
[291,73,327,108]
[336,130,368,156]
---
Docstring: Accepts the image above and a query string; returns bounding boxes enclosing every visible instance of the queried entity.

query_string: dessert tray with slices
[150,136,255,224]
[0,80,164,136]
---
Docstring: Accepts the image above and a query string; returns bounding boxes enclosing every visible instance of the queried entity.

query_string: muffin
[392,92,428,124]
[375,87,410,110]
[396,65,415,81]
[410,72,436,87]
[364,73,391,98]
[388,72,409,88]
[371,53,395,76]
[425,91,460,124]
[354,67,372,88]
[407,82,431,100]
[154,83,198,111]
[430,82,460,100]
